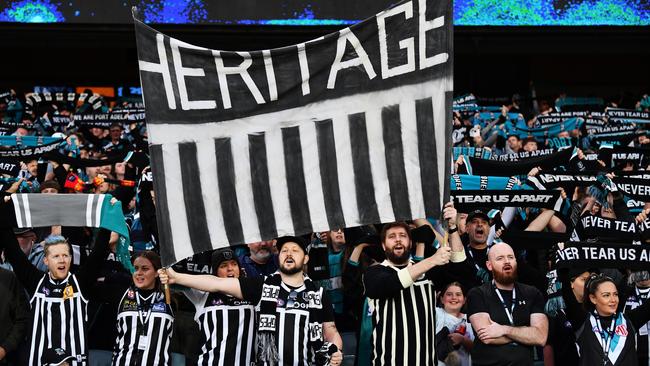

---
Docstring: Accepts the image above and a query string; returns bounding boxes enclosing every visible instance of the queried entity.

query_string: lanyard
[593,312,617,365]
[467,248,481,271]
[493,281,516,325]
[135,291,155,326]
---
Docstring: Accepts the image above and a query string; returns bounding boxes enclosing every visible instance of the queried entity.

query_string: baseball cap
[466,210,490,223]
[41,348,76,366]
[275,236,308,253]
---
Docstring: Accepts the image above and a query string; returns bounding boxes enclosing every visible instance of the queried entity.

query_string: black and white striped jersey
[364,261,438,366]
[184,289,256,366]
[112,287,174,366]
[239,276,335,366]
[29,273,88,366]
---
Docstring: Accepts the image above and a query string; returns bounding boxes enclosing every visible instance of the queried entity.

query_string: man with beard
[239,240,278,277]
[160,237,343,366]
[467,242,548,366]
[363,202,475,365]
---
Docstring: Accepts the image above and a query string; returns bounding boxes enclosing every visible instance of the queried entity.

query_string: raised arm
[75,228,112,293]
[159,267,243,299]
[0,227,43,294]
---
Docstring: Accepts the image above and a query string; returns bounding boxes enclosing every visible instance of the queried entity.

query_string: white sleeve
[487,206,517,246]
[435,307,446,332]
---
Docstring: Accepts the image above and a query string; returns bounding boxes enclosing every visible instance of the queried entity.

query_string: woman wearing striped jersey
[576,273,650,366]
[111,251,174,366]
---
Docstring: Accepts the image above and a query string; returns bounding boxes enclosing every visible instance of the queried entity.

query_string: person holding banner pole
[363,202,474,365]
[110,251,174,366]
[159,237,343,366]
[165,248,256,366]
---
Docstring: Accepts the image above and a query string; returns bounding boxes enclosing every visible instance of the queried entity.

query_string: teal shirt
[327,249,344,314]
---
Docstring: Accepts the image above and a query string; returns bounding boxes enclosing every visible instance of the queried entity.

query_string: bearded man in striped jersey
[363,202,474,365]
[160,236,343,365]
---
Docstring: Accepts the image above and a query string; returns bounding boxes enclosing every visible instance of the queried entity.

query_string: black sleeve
[75,229,112,293]
[239,276,265,305]
[529,287,546,314]
[0,227,43,294]
[0,269,29,353]
[110,163,138,212]
[428,257,481,292]
[320,291,335,323]
[612,191,633,222]
[53,163,69,188]
[466,286,489,317]
[362,264,405,300]
[627,298,650,330]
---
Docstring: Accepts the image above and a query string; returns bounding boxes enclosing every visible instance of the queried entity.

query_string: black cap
[41,348,75,366]
[567,267,592,281]
[211,248,240,270]
[275,236,308,253]
[13,227,35,236]
[466,210,490,223]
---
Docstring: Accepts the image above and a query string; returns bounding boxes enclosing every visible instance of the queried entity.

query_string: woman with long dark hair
[576,273,650,366]
[111,251,174,366]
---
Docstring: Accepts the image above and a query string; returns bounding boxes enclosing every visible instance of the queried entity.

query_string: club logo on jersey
[211,298,224,306]
[303,291,322,307]
[615,324,628,336]
[127,290,135,299]
[62,285,74,300]
[122,300,137,311]
[42,287,50,296]
[276,299,285,307]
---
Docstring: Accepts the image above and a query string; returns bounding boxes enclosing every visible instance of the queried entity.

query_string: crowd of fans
[0,88,649,366]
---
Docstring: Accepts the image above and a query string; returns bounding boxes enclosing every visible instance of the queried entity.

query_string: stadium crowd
[1,88,650,366]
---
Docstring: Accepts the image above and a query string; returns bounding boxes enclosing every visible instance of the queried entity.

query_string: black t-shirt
[468,246,488,270]
[547,310,580,366]
[467,281,546,366]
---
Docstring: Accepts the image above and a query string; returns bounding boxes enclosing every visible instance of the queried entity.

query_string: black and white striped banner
[133,0,453,265]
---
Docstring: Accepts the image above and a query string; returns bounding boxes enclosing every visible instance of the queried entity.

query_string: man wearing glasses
[160,236,343,365]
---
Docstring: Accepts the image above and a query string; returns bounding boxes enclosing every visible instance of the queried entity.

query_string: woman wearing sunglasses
[576,273,650,366]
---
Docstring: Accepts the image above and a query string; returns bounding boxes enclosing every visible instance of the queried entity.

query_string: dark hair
[380,222,412,244]
[40,180,61,193]
[133,251,162,271]
[132,251,163,290]
[441,281,466,296]
[582,273,617,313]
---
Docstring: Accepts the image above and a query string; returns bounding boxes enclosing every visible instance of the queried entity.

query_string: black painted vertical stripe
[282,127,313,235]
[315,119,346,229]
[248,133,278,240]
[348,112,380,224]
[415,98,440,218]
[149,144,176,265]
[214,138,245,245]
[224,310,239,365]
[444,91,453,211]
[382,105,411,221]
[178,142,213,254]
